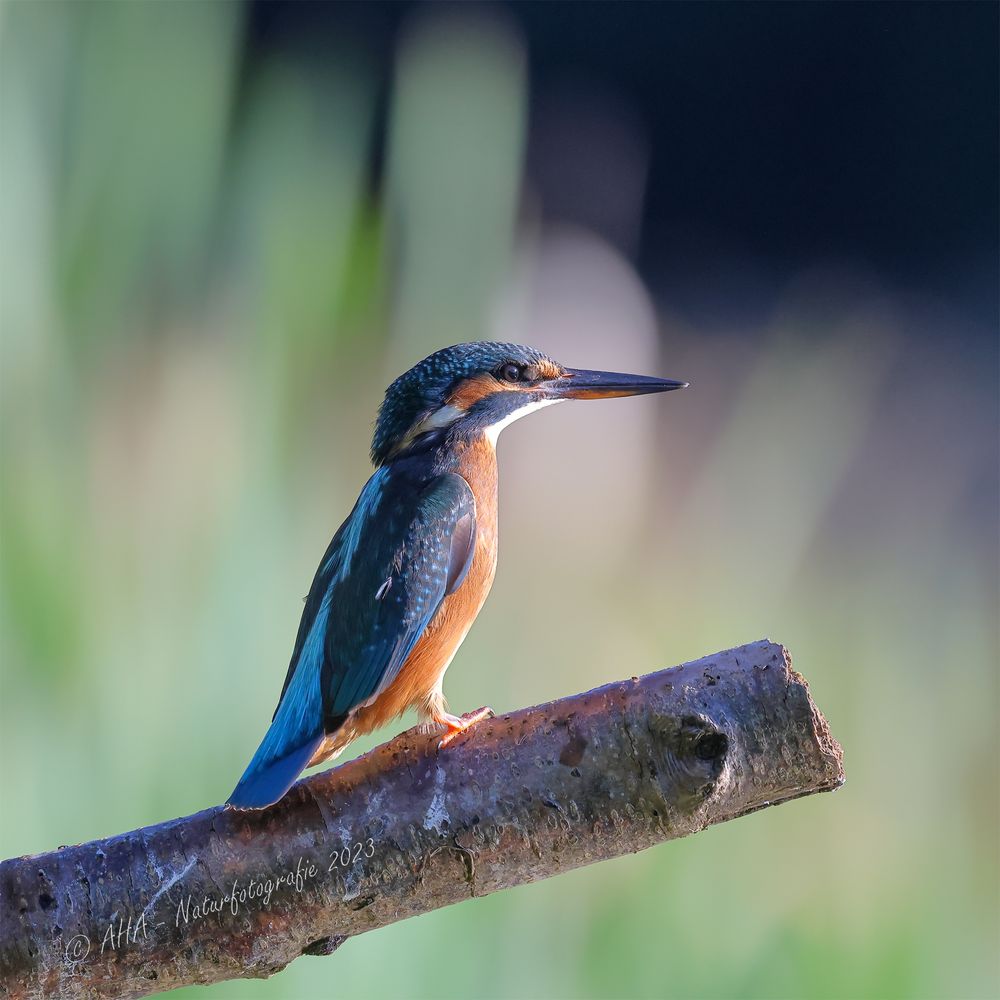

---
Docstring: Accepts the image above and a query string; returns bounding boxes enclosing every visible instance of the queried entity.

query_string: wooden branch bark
[1,640,843,999]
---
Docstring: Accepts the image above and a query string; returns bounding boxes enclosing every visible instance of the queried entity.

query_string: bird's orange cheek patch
[447,365,564,410]
[447,374,499,411]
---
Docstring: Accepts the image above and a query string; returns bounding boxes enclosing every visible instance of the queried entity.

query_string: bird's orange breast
[346,435,499,735]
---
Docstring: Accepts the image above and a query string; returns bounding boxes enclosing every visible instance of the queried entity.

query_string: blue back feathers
[227,465,476,809]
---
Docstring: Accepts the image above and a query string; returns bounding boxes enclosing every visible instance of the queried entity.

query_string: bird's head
[371,341,687,465]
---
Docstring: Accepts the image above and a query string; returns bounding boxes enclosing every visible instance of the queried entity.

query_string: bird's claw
[436,706,495,750]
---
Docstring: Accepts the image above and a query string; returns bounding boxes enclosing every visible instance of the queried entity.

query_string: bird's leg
[416,688,450,735]
[417,689,494,747]
[436,707,495,749]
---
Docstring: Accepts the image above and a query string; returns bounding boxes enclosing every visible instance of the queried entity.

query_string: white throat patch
[485,397,564,445]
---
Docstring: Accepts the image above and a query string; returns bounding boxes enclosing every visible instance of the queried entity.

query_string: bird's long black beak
[546,367,689,400]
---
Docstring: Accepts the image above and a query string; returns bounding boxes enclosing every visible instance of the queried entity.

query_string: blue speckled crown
[371,342,549,464]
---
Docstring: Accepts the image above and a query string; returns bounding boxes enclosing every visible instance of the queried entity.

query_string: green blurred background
[1,3,997,998]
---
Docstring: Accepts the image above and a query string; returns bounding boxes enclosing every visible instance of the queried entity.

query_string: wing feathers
[321,472,476,717]
[446,510,476,594]
[228,468,476,809]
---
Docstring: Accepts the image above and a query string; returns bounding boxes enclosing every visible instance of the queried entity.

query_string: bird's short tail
[227,729,324,810]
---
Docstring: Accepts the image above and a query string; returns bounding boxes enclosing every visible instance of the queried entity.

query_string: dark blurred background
[1,3,997,999]
[248,0,998,325]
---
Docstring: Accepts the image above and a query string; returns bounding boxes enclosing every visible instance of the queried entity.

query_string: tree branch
[1,640,844,999]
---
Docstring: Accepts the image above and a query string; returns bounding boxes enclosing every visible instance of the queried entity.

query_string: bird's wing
[227,469,476,809]
[273,465,394,715]
[319,470,477,723]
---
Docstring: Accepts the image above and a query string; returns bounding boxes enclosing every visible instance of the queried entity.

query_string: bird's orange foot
[436,707,495,750]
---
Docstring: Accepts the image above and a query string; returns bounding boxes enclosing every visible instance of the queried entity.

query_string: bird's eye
[497,362,524,383]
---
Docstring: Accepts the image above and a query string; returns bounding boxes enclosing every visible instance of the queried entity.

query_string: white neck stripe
[485,398,564,445]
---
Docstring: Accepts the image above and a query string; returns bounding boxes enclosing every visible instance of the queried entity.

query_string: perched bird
[228,341,686,809]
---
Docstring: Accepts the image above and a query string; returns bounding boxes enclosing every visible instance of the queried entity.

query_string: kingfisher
[228,342,686,809]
